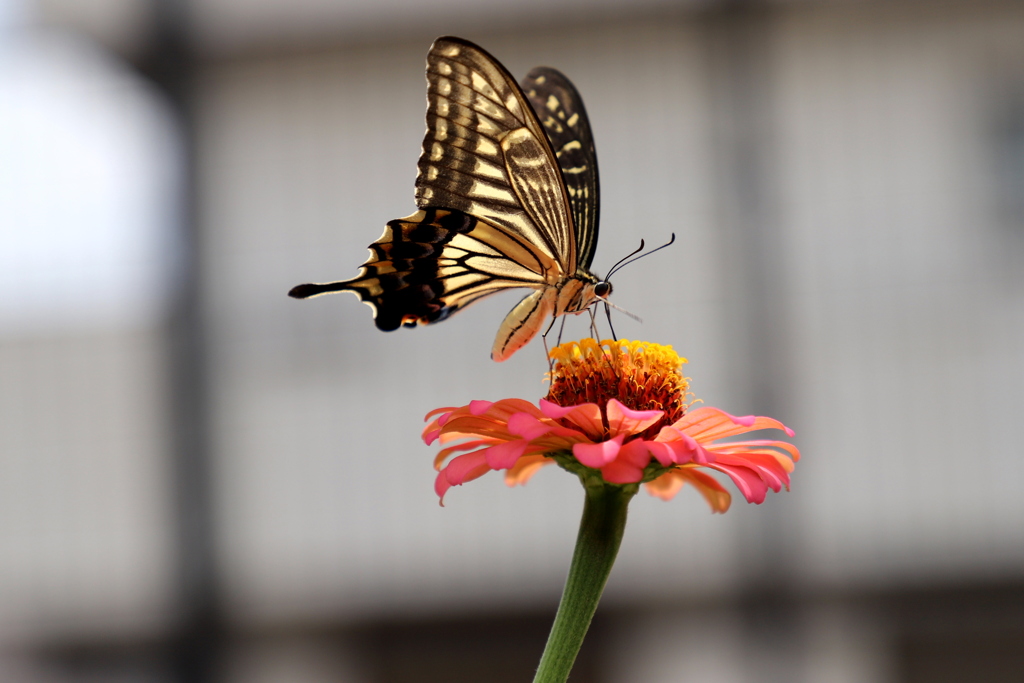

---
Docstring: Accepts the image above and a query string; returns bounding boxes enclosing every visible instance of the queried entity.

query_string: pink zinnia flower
[424,339,799,512]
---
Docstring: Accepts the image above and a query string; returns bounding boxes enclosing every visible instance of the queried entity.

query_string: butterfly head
[594,280,612,299]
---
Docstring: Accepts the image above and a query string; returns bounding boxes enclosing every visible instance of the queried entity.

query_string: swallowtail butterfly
[290,36,610,361]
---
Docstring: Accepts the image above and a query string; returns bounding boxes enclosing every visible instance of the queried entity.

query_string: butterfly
[289,36,612,361]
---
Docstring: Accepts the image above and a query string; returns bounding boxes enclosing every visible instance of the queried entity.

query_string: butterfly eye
[594,281,612,298]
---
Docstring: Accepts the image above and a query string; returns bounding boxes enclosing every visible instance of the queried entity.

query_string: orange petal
[606,399,664,437]
[507,412,557,440]
[540,399,605,439]
[680,469,732,513]
[424,406,458,422]
[644,470,686,501]
[644,469,731,512]
[504,454,552,487]
[714,444,797,472]
[715,439,801,463]
[481,398,547,422]
[673,407,794,444]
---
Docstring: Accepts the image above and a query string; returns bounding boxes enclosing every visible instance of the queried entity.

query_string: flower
[423,339,799,512]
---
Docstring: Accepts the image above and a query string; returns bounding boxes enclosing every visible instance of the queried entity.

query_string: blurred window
[0,26,179,335]
[995,86,1024,228]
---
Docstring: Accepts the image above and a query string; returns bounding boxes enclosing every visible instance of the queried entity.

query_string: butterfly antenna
[605,233,676,280]
[605,239,645,279]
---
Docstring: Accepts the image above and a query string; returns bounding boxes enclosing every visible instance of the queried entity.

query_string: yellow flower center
[546,339,691,431]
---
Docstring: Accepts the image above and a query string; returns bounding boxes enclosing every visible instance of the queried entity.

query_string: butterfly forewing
[521,67,601,270]
[417,37,577,274]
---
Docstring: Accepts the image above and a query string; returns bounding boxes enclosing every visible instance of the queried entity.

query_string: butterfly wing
[288,208,552,330]
[291,37,591,360]
[417,36,577,275]
[521,66,600,270]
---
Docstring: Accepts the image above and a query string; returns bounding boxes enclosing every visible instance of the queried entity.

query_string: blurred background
[3,0,1024,681]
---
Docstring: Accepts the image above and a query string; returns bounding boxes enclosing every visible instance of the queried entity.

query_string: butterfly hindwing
[521,66,601,270]
[288,208,549,331]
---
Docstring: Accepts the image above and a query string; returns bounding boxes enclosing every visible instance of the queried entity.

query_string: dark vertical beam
[706,0,798,574]
[706,1,793,423]
[704,3,801,682]
[136,2,223,682]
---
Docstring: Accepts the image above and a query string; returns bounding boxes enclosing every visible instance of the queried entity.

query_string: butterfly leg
[587,307,600,341]
[543,335,552,378]
[555,314,568,347]
[541,314,565,377]
[603,302,618,341]
[599,304,624,377]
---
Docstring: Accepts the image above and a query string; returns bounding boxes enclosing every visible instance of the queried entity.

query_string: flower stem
[533,478,636,683]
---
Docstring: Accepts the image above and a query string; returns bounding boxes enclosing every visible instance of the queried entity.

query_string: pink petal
[716,452,789,491]
[619,439,653,468]
[433,439,492,470]
[708,463,769,504]
[573,435,624,468]
[469,400,493,416]
[434,471,452,502]
[731,414,757,427]
[443,451,492,487]
[540,399,605,439]
[484,439,530,469]
[435,451,493,505]
[645,440,677,467]
[538,399,578,420]
[606,399,664,437]
[601,460,645,484]
[507,412,555,440]
[651,426,709,464]
[600,440,651,484]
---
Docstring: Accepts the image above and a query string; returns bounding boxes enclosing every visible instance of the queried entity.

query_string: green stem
[533,478,636,683]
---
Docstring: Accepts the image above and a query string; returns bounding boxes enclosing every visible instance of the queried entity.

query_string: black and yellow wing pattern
[520,65,600,271]
[289,36,606,361]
